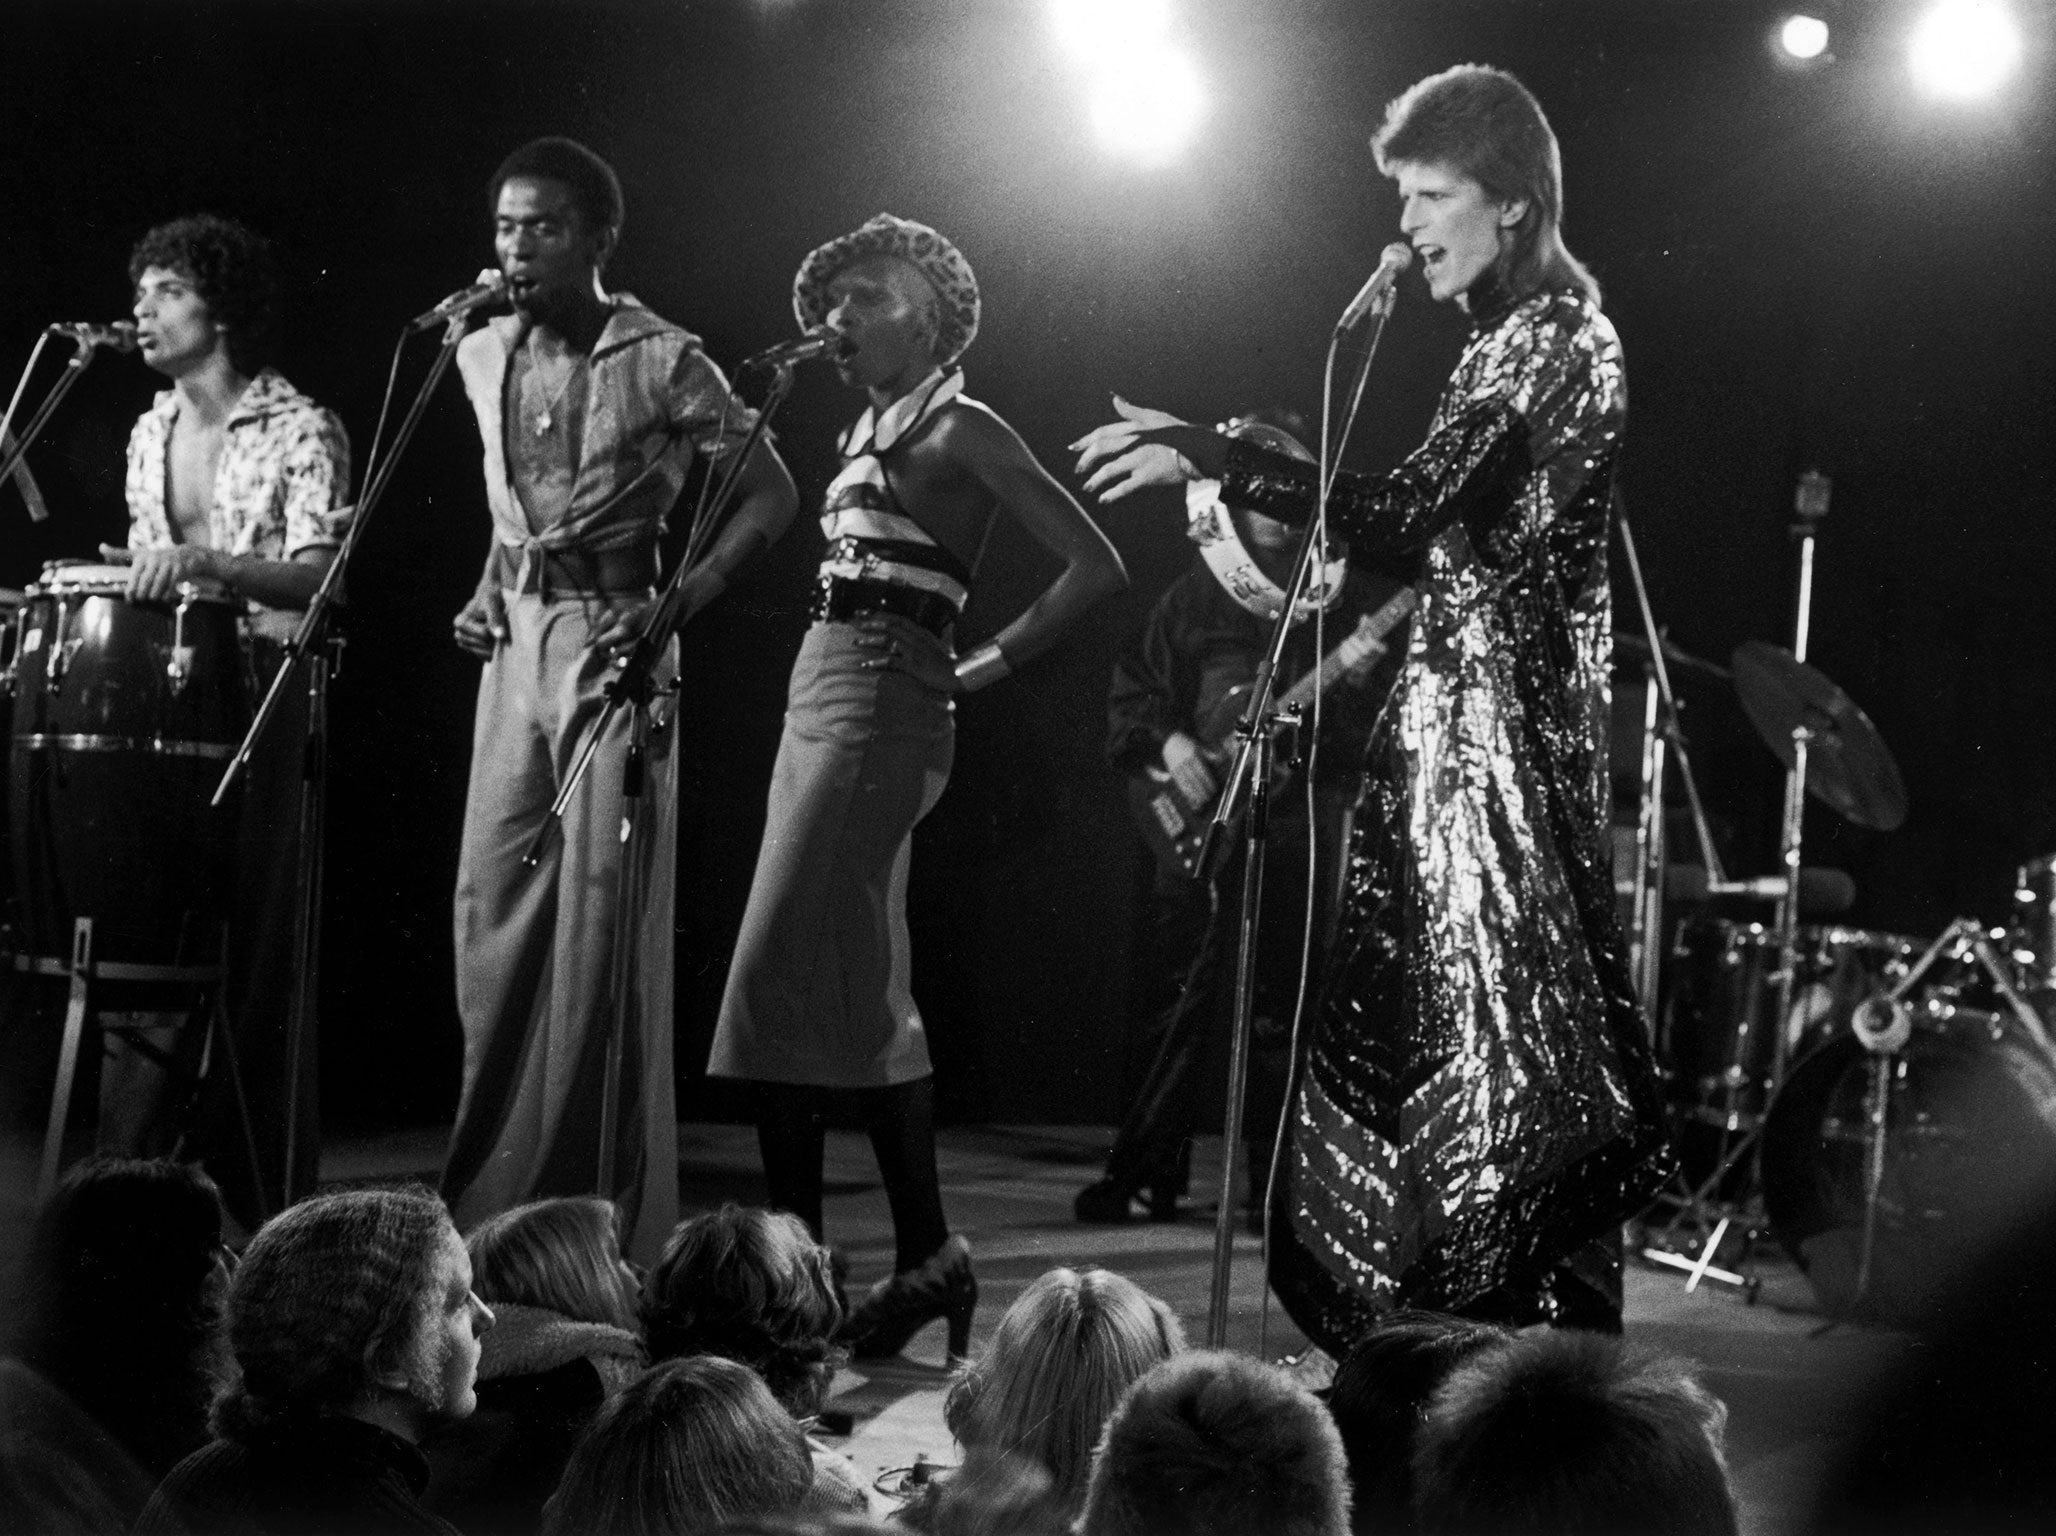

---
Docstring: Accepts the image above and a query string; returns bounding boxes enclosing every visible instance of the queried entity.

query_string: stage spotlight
[1089,47,1205,167]
[1779,14,1831,61]
[1908,0,2023,100]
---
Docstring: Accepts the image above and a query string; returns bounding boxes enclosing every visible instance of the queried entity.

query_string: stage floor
[327,1121,1909,1536]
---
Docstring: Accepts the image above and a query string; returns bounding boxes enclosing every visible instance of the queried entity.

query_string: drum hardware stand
[1611,494,1769,1295]
[515,359,801,1201]
[1613,499,1730,1017]
[26,918,263,1203]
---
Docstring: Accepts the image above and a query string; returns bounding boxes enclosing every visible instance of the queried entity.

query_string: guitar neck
[1274,588,1417,716]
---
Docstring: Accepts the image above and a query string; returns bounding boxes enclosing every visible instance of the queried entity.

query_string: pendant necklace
[527,335,580,436]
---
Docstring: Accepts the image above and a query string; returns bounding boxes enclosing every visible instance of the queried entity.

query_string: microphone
[49,321,138,353]
[408,271,508,332]
[1336,243,1414,330]
[742,331,854,370]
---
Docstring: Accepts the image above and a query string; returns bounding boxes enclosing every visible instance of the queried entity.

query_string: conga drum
[8,562,248,967]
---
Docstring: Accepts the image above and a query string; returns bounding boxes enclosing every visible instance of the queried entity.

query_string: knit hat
[793,213,981,366]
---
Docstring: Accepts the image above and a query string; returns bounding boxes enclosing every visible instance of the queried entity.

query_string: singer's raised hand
[1069,395,1227,503]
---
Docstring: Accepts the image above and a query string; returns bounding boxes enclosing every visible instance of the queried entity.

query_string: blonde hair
[466,1197,638,1334]
[945,1267,1185,1520]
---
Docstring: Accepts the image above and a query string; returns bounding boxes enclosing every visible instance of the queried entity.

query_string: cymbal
[1613,629,1730,681]
[1731,642,1908,832]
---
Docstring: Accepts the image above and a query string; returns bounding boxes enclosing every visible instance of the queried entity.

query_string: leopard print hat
[792,213,981,366]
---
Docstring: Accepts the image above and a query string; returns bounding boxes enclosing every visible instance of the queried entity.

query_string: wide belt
[810,575,958,640]
[497,541,657,599]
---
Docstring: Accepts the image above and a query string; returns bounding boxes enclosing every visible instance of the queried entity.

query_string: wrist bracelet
[954,642,1011,693]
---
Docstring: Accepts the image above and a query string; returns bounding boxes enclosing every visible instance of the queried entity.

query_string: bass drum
[1762,1009,2056,1324]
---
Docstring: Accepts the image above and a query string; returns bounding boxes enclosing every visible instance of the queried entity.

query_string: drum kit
[1618,478,2056,1321]
[1,562,261,1194]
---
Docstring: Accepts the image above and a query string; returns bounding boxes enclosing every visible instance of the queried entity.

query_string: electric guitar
[1127,587,1416,879]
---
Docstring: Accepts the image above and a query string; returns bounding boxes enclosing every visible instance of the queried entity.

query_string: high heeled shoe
[839,1234,977,1365]
[1073,1175,1181,1225]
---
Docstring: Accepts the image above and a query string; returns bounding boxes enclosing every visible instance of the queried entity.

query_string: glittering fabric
[1221,287,1672,1350]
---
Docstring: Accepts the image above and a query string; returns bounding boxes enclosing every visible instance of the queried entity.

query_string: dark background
[4,0,2051,1134]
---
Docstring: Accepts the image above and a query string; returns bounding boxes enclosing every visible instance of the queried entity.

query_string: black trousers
[1104,796,1347,1196]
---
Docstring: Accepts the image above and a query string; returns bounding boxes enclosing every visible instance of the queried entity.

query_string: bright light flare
[1908,0,2023,100]
[1779,14,1831,60]
[1052,0,1173,61]
[1089,48,1205,166]
[1051,0,1205,167]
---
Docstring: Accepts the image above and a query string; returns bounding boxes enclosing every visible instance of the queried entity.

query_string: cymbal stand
[1614,498,1766,1295]
[1769,473,1832,1095]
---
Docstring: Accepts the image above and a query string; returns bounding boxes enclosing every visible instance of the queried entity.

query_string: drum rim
[1676,916,1920,952]
[27,562,237,603]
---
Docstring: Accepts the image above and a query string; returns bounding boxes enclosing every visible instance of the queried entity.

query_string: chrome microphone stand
[209,307,472,1210]
[1202,271,1401,1351]
[0,326,129,500]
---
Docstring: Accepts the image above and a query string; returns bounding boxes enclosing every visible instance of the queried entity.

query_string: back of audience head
[540,1355,814,1536]
[466,1194,640,1333]
[643,1203,844,1417]
[1412,1328,1737,1536]
[1077,1348,1350,1536]
[15,1157,228,1473]
[945,1266,1184,1522]
[1327,1309,1510,1535]
[215,1186,492,1444]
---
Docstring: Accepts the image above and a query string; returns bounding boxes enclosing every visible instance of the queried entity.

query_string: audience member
[1325,1310,1509,1535]
[644,1204,868,1517]
[539,1355,815,1536]
[1412,1328,1737,1536]
[136,1186,494,1536]
[1077,1349,1350,1536]
[0,1357,161,1535]
[425,1196,646,1535]
[904,1452,1073,1536]
[913,1267,1183,1531]
[12,1156,229,1483]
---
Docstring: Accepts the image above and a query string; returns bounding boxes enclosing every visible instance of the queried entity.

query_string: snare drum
[7,562,249,966]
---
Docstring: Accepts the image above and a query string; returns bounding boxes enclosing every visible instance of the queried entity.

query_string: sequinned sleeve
[1219,293,1620,573]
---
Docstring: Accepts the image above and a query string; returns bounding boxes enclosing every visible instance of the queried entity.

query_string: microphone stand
[512,358,799,1197]
[0,330,113,499]
[1201,285,1398,1351]
[208,308,471,1210]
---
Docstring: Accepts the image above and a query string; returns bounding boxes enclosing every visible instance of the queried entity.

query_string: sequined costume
[1219,286,1672,1347]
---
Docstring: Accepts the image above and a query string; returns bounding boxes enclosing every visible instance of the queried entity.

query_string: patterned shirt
[125,368,354,566]
[454,294,758,561]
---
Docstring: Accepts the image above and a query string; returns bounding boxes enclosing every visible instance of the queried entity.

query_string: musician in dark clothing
[1077,422,1405,1224]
